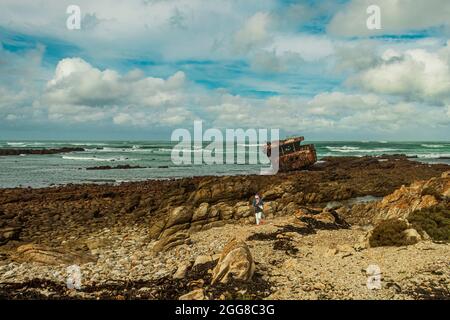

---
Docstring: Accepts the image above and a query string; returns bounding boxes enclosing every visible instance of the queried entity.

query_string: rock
[262,186,285,200]
[211,238,255,285]
[202,220,225,231]
[189,279,205,289]
[173,261,192,280]
[148,219,167,240]
[84,238,109,251]
[336,244,354,253]
[402,228,422,245]
[192,203,210,222]
[0,147,84,156]
[179,288,205,300]
[0,226,21,244]
[293,207,350,230]
[160,223,190,239]
[353,241,367,251]
[355,173,450,224]
[324,248,337,257]
[86,165,145,170]
[282,202,300,216]
[14,244,96,265]
[264,201,279,216]
[313,282,326,291]
[234,202,250,219]
[193,255,213,267]
[212,253,221,261]
[314,211,336,224]
[217,203,234,220]
[166,206,193,229]
[152,231,190,253]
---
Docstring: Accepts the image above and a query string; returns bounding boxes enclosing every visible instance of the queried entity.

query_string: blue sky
[0,0,449,140]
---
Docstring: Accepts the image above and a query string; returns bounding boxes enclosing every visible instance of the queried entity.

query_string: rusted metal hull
[266,137,317,172]
[278,144,317,171]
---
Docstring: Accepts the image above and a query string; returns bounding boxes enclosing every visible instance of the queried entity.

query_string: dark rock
[86,165,146,170]
[0,147,84,156]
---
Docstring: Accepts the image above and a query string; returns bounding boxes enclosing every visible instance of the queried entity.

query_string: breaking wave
[421,144,446,148]
[62,155,138,162]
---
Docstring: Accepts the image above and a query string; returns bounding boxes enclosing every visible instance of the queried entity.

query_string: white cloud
[203,91,449,135]
[39,57,193,125]
[266,34,335,62]
[328,0,450,36]
[233,12,272,53]
[348,44,450,104]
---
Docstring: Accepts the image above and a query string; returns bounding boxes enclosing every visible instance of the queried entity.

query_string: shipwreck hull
[266,137,317,172]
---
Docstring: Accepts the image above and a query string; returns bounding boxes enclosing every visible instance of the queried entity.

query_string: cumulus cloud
[1,1,450,139]
[203,91,449,136]
[233,12,272,53]
[347,44,450,104]
[0,44,48,121]
[38,57,193,124]
[328,0,450,37]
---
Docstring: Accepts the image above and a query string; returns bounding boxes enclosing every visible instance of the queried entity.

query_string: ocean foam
[421,144,446,148]
[62,155,138,162]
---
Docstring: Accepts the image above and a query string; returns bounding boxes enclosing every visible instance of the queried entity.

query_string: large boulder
[217,203,234,220]
[211,238,255,285]
[234,202,251,219]
[148,219,167,240]
[263,201,279,217]
[173,261,192,280]
[192,203,210,222]
[166,206,193,229]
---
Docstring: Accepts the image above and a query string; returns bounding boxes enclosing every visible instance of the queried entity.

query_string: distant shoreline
[1,141,450,189]
[0,154,449,191]
[0,147,84,156]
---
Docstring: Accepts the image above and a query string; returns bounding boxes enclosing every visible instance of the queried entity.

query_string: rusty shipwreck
[265,136,317,172]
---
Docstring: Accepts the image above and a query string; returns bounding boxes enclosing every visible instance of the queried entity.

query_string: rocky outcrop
[0,147,84,156]
[211,238,255,285]
[86,165,146,170]
[348,172,450,247]
[0,156,448,252]
[152,231,191,253]
[293,207,351,230]
[350,171,449,225]
[13,244,96,265]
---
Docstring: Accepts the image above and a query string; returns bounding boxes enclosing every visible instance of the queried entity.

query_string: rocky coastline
[0,155,449,300]
[0,147,84,156]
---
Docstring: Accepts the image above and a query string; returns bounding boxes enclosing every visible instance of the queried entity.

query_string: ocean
[0,140,449,188]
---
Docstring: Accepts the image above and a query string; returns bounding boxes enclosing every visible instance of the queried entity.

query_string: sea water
[0,140,449,188]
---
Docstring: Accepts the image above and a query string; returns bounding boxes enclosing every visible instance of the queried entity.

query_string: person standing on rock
[253,194,265,225]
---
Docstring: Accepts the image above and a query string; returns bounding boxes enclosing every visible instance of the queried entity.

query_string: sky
[0,0,449,141]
